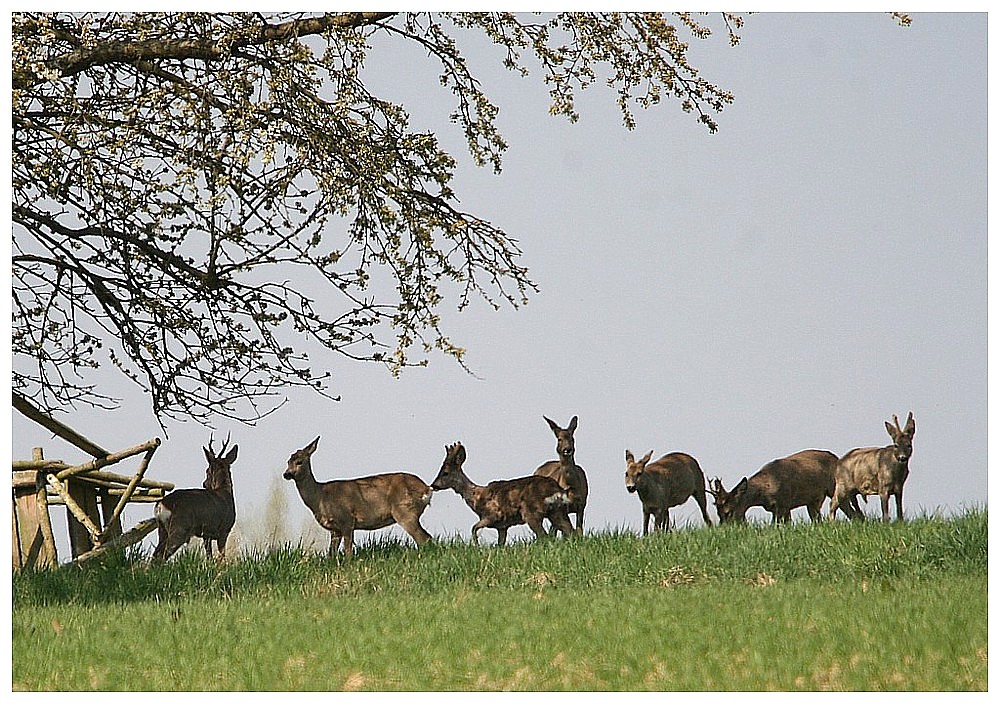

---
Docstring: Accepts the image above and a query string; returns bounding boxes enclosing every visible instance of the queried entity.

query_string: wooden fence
[12,392,174,569]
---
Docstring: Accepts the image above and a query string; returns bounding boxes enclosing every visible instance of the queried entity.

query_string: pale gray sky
[10,12,989,557]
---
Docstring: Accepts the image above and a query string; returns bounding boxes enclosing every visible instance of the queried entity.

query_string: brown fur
[152,437,238,562]
[282,436,433,558]
[534,415,588,534]
[433,442,574,546]
[710,449,839,524]
[624,450,712,534]
[830,412,915,522]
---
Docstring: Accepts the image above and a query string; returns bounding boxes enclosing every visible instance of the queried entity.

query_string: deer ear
[734,477,749,494]
[225,446,238,464]
[885,421,899,440]
[904,412,915,436]
[625,449,635,463]
[544,416,560,434]
[455,443,467,464]
[305,436,320,454]
[641,450,654,465]
[568,416,578,432]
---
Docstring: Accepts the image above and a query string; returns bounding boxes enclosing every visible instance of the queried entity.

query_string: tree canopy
[13,11,754,425]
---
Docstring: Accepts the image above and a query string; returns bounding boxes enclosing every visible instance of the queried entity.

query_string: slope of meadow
[12,510,987,691]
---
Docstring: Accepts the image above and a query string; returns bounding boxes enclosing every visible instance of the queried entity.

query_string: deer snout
[282,469,294,480]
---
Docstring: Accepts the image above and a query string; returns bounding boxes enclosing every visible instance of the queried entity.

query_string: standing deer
[431,442,575,546]
[152,436,238,562]
[624,450,713,534]
[708,449,840,524]
[830,412,915,522]
[281,436,433,559]
[534,415,588,535]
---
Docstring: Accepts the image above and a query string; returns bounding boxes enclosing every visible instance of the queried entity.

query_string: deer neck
[291,462,324,513]
[452,471,485,512]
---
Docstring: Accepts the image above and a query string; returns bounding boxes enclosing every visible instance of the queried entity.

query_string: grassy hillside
[12,510,987,691]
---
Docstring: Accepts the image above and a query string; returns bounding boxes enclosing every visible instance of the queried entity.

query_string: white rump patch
[154,502,171,524]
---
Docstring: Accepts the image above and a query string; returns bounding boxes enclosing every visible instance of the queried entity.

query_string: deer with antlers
[152,435,238,562]
[830,412,915,522]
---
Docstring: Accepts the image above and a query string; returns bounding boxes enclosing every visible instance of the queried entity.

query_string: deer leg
[880,492,891,523]
[574,506,585,535]
[695,491,713,526]
[851,494,867,521]
[495,527,508,547]
[216,532,230,560]
[203,538,214,559]
[342,531,355,559]
[392,503,432,547]
[894,490,904,522]
[398,518,432,547]
[526,515,548,540]
[551,510,574,539]
[152,523,170,561]
[471,520,490,546]
[156,531,190,562]
[829,491,842,521]
[327,532,343,557]
[807,502,821,523]
[642,509,651,536]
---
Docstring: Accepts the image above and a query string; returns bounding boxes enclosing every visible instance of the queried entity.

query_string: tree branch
[16,12,398,88]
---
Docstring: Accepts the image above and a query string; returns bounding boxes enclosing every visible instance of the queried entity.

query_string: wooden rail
[13,392,173,569]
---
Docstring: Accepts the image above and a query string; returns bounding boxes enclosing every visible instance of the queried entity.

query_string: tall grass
[12,509,987,691]
[14,508,986,606]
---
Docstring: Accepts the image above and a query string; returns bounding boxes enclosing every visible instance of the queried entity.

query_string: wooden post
[11,448,57,570]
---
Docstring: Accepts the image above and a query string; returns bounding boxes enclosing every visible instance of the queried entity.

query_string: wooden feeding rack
[12,392,175,569]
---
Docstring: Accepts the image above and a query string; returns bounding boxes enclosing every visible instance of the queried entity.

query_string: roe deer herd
[151,412,916,560]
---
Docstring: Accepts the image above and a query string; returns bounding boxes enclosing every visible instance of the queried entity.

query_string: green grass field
[12,510,987,691]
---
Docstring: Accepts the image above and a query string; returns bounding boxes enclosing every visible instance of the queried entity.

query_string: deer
[431,442,575,546]
[534,415,588,535]
[281,436,433,559]
[624,449,713,534]
[708,449,841,524]
[152,435,238,562]
[829,412,915,522]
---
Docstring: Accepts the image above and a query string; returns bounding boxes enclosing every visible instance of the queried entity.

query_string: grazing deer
[281,436,433,558]
[624,450,713,534]
[830,412,915,522]
[534,415,588,535]
[152,436,238,562]
[432,442,574,546]
[709,449,840,524]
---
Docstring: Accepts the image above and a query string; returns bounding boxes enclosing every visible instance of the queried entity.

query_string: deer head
[283,436,320,481]
[624,449,654,494]
[431,442,467,492]
[202,433,238,491]
[545,415,578,462]
[884,412,915,464]
[708,476,748,524]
